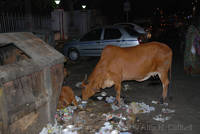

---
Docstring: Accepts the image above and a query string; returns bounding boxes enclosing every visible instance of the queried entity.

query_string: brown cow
[58,86,78,109]
[81,41,172,104]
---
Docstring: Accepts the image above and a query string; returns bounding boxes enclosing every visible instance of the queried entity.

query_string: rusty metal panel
[0,32,65,134]
[3,71,43,113]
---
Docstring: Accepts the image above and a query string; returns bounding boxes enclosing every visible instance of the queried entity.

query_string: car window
[104,28,121,40]
[120,24,135,29]
[123,26,139,36]
[80,28,102,41]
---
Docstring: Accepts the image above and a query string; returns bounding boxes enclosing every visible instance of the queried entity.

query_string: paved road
[64,40,200,134]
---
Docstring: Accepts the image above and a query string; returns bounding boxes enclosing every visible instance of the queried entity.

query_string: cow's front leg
[114,83,121,105]
[108,71,122,105]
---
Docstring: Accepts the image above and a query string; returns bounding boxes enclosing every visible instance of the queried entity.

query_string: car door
[78,28,103,56]
[101,27,125,50]
[122,26,140,47]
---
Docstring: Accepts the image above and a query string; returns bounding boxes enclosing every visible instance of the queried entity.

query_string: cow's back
[100,42,172,81]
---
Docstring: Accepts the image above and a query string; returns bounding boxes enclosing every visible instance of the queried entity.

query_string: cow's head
[81,74,95,100]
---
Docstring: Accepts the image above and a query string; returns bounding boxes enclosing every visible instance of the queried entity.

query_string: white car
[64,25,147,61]
[114,23,151,39]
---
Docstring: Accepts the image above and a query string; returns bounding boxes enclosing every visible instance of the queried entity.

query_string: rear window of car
[104,28,121,40]
[80,28,102,41]
[123,26,139,36]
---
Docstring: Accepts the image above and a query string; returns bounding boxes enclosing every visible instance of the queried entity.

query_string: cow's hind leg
[114,83,121,105]
[159,71,169,103]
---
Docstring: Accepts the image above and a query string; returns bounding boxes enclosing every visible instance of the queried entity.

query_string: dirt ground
[63,47,200,134]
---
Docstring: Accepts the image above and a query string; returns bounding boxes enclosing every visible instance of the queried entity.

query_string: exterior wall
[51,9,93,39]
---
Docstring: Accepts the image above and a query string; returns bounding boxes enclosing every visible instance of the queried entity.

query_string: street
[63,36,200,134]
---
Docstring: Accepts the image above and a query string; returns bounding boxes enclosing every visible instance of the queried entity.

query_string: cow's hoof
[159,98,164,104]
[114,100,121,106]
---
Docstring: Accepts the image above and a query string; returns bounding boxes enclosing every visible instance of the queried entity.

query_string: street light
[82,5,86,10]
[55,0,60,5]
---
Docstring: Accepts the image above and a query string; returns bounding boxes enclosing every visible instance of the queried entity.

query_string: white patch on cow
[102,79,114,88]
[138,72,161,82]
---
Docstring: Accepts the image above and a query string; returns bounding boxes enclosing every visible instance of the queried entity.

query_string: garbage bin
[0,32,65,134]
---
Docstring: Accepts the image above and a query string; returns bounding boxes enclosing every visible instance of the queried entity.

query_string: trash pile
[75,82,82,88]
[123,84,130,91]
[40,91,175,134]
[154,107,175,123]
[95,122,118,134]
[39,121,80,134]
[125,101,155,115]
[151,100,175,123]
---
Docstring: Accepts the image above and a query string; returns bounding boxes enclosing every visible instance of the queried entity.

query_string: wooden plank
[0,121,2,134]
[10,111,39,133]
[0,86,9,134]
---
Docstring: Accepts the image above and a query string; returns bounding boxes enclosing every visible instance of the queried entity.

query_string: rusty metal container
[0,32,65,134]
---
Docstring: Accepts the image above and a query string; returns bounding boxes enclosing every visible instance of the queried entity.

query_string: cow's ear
[84,80,89,85]
[81,83,85,89]
[83,74,87,81]
[81,84,86,89]
[81,82,86,89]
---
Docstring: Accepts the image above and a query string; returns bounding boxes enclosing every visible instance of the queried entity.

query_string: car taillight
[138,36,144,44]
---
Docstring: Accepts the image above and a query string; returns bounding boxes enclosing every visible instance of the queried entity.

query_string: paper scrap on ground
[136,102,155,113]
[39,121,79,134]
[75,82,82,88]
[162,108,175,114]
[153,114,171,123]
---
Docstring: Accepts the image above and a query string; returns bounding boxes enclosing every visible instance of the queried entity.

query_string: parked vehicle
[64,25,147,61]
[114,23,152,39]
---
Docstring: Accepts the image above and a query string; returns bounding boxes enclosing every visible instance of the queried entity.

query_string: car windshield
[123,26,139,36]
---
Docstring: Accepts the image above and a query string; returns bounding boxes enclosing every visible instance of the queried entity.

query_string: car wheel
[68,49,79,61]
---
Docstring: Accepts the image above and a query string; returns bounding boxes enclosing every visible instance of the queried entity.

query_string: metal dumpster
[0,32,65,134]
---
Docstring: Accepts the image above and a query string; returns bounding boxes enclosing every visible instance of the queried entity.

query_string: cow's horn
[84,74,87,81]
[83,74,89,84]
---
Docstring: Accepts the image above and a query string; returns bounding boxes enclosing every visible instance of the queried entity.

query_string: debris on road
[101,91,107,97]
[103,113,126,122]
[106,96,116,104]
[162,108,175,114]
[41,92,176,134]
[75,82,82,88]
[152,100,159,104]
[127,102,140,114]
[153,114,171,123]
[75,96,82,102]
[151,100,168,106]
[162,102,169,107]
[78,100,88,109]
[111,104,120,111]
[39,121,80,134]
[62,125,81,134]
[123,84,130,91]
[120,132,132,134]
[135,102,155,113]
[56,106,77,122]
[97,96,104,100]
[95,122,119,134]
